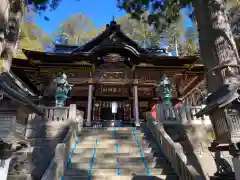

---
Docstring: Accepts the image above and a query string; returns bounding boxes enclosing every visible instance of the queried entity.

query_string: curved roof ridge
[71,20,150,54]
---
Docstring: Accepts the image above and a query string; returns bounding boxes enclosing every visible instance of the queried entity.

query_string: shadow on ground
[131,175,164,180]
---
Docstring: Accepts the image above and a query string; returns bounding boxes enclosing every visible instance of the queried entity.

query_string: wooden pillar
[86,78,93,126]
[133,79,140,126]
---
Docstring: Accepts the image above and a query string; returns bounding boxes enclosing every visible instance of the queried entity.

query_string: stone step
[69,162,146,169]
[80,135,145,141]
[72,151,154,159]
[63,175,170,180]
[76,139,149,146]
[7,174,32,180]
[82,127,133,132]
[73,147,152,154]
[75,139,148,146]
[25,128,68,138]
[65,168,165,176]
[75,141,150,149]
[26,122,66,129]
[71,154,157,164]
[71,152,157,159]
[69,161,159,169]
[27,137,61,146]
[80,129,144,135]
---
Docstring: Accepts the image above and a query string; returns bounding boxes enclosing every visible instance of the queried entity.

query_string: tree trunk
[0,0,10,72]
[0,0,23,74]
[194,0,240,93]
[193,0,240,176]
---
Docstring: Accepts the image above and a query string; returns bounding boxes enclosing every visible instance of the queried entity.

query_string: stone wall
[16,104,31,125]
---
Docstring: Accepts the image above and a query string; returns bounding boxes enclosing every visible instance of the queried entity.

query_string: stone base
[85,122,92,127]
[103,120,122,127]
[135,122,140,127]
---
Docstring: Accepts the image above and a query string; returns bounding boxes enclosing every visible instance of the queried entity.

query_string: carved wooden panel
[102,53,125,62]
[100,53,129,69]
[177,74,199,94]
[102,72,125,79]
[93,101,101,120]
[139,101,149,108]
[100,33,124,47]
[95,70,130,84]
[123,101,131,120]
[139,75,156,84]
[100,62,128,69]
[138,87,153,97]
[136,70,160,80]
[71,86,89,96]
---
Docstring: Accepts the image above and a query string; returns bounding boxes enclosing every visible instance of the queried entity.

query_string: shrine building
[10,20,204,126]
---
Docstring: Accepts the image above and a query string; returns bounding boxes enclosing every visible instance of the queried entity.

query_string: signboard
[95,85,129,96]
[102,87,122,93]
[111,102,118,114]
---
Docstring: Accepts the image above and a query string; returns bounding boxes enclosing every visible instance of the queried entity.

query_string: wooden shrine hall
[11,20,204,126]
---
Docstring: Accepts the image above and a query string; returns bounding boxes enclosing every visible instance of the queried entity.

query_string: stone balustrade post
[54,143,66,180]
[155,103,161,121]
[179,105,188,124]
[68,104,76,122]
[158,104,166,121]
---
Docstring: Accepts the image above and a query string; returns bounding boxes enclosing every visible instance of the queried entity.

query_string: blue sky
[36,0,125,34]
[36,0,192,34]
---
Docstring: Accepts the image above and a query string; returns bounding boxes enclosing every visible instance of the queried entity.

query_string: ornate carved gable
[100,32,124,47]
[100,53,129,69]
[99,72,128,83]
[71,20,149,55]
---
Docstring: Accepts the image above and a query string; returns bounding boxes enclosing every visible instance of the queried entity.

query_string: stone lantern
[195,83,240,179]
[156,75,173,105]
[53,73,73,107]
[195,84,240,146]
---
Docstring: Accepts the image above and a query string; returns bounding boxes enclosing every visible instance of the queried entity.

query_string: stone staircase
[63,126,178,180]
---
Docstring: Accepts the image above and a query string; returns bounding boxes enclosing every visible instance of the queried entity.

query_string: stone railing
[5,147,34,180]
[41,122,79,180]
[0,110,27,143]
[36,104,77,123]
[146,112,203,180]
[157,104,211,125]
[41,107,84,180]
